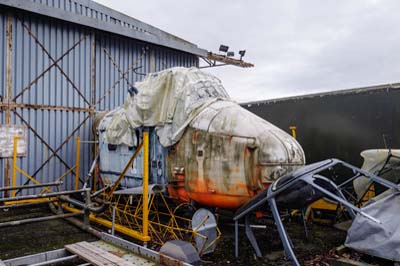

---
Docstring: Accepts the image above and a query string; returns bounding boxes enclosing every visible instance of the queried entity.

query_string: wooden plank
[65,243,111,266]
[65,241,136,266]
[79,242,134,266]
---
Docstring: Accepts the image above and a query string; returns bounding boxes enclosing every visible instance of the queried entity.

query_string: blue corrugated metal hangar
[0,0,206,194]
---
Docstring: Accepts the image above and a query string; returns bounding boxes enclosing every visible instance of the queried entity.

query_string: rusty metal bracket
[16,115,90,194]
[13,17,90,105]
[200,52,254,69]
[96,47,148,106]
[103,47,136,89]
[0,102,92,113]
[13,111,76,176]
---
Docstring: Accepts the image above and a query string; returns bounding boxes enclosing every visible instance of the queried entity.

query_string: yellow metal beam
[143,130,149,240]
[4,198,56,205]
[75,136,81,190]
[108,141,143,196]
[289,126,297,139]
[61,204,151,242]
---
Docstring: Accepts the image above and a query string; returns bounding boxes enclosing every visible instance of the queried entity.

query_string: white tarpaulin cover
[104,67,230,147]
[345,191,400,261]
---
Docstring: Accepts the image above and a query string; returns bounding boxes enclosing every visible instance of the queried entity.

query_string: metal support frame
[143,129,150,242]
[268,196,300,266]
[265,175,381,266]
[235,221,239,257]
[233,159,400,265]
[62,129,152,243]
[0,188,88,203]
[0,16,93,197]
[9,134,82,199]
[75,137,81,191]
[0,182,61,192]
[0,212,83,228]
[2,249,70,266]
[95,47,147,106]
[244,215,261,257]
[200,52,254,68]
[0,199,57,209]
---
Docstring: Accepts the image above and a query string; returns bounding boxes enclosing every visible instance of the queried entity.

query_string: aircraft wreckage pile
[1,67,400,266]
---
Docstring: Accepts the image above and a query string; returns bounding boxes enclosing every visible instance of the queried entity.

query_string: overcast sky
[95,0,400,102]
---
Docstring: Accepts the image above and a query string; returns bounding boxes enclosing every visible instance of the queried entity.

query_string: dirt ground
[203,216,344,266]
[0,205,97,260]
[0,205,395,265]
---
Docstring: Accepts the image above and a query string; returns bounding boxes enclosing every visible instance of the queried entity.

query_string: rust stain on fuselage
[167,127,303,209]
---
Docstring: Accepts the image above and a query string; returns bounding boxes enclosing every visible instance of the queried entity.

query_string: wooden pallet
[65,241,135,266]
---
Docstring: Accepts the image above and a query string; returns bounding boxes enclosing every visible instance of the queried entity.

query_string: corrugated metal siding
[94,33,198,111]
[31,0,151,33]
[0,8,198,195]
[153,46,198,71]
[0,0,207,57]
[10,11,93,194]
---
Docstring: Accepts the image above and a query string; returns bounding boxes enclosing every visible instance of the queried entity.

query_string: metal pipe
[64,216,102,238]
[268,197,300,266]
[0,212,82,228]
[0,182,61,192]
[90,185,109,198]
[29,255,78,266]
[0,188,89,203]
[48,202,102,238]
[228,223,267,229]
[112,205,116,235]
[235,220,238,257]
[58,195,108,213]
[83,155,99,189]
[79,140,99,144]
[0,199,57,209]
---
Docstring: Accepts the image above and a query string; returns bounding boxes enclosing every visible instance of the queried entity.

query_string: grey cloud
[95,0,400,102]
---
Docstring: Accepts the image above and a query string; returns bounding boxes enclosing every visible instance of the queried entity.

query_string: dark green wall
[243,86,400,167]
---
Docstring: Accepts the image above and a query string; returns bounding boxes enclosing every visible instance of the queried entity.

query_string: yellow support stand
[75,136,81,191]
[289,126,297,139]
[142,130,149,241]
[9,135,82,201]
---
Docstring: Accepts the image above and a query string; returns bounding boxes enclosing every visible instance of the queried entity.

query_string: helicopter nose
[191,100,305,178]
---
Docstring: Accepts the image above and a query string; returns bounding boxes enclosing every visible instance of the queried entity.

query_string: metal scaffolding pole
[0,212,83,228]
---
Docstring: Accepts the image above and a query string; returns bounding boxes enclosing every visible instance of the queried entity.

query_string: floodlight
[239,50,246,60]
[219,45,229,53]
[227,51,234,57]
